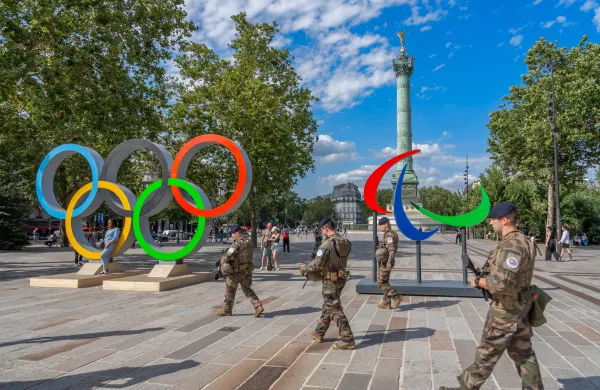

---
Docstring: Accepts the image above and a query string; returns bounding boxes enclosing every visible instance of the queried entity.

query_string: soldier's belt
[324,270,348,281]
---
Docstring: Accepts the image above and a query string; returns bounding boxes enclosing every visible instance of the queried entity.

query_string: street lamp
[464,154,469,239]
[546,61,562,235]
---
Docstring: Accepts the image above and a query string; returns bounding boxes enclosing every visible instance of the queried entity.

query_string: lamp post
[546,61,562,235]
[464,154,469,239]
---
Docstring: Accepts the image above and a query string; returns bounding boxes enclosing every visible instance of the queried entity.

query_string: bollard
[372,211,377,282]
[416,240,422,283]
[461,226,468,284]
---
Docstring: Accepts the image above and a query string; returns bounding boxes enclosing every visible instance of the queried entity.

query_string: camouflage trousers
[315,280,354,343]
[223,272,261,314]
[459,302,543,390]
[377,260,399,305]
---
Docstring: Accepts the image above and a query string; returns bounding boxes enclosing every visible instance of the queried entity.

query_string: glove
[299,265,306,276]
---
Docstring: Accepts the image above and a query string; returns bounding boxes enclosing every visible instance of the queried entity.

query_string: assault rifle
[212,248,228,281]
[462,253,492,302]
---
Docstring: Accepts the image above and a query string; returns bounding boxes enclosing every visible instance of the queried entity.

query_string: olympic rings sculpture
[36,135,252,261]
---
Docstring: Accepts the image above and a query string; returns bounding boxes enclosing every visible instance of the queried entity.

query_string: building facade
[328,182,364,227]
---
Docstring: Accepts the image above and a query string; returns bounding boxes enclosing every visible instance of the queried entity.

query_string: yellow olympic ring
[66,181,131,260]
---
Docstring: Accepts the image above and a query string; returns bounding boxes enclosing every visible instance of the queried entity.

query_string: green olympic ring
[133,178,207,261]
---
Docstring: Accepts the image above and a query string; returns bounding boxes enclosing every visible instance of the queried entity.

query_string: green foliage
[418,186,461,216]
[302,196,334,226]
[170,12,318,245]
[0,189,29,250]
[487,36,600,226]
[376,189,393,208]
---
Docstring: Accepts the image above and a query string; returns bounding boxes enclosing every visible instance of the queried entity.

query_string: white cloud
[580,0,599,11]
[557,0,576,6]
[497,42,505,47]
[403,6,448,26]
[595,8,600,31]
[448,52,454,58]
[420,25,433,32]
[440,173,477,188]
[317,164,387,187]
[448,0,456,6]
[313,134,359,163]
[438,131,452,140]
[373,146,397,159]
[446,30,452,35]
[429,53,437,58]
[412,142,442,159]
[459,6,467,11]
[542,15,573,28]
[509,35,523,46]
[533,0,543,4]
[445,41,452,48]
[433,63,446,72]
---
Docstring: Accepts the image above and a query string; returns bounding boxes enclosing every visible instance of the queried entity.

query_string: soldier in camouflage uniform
[440,202,543,390]
[300,217,355,350]
[216,225,264,317]
[376,217,403,310]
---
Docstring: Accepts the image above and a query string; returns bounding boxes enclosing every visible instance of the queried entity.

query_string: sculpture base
[102,264,214,292]
[356,278,483,298]
[30,263,147,289]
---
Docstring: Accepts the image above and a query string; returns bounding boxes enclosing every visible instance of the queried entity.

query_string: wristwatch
[474,275,482,289]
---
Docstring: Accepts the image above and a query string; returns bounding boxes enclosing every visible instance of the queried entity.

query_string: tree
[170,13,318,247]
[0,0,195,246]
[487,36,600,229]
[0,189,29,250]
[417,186,461,216]
[302,197,334,226]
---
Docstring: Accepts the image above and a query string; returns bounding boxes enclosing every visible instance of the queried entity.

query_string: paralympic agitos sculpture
[36,135,252,261]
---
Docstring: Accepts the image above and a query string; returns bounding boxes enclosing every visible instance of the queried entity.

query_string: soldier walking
[376,217,403,310]
[216,225,264,317]
[300,217,355,350]
[440,202,544,390]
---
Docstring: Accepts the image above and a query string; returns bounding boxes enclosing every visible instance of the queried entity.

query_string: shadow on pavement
[355,327,435,348]
[397,299,459,312]
[0,327,164,348]
[264,306,321,318]
[0,360,200,390]
[557,376,600,390]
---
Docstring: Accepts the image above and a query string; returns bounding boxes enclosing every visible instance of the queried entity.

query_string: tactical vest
[234,237,254,273]
[489,232,535,308]
[327,234,351,271]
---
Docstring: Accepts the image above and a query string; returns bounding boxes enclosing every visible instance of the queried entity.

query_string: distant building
[328,182,364,227]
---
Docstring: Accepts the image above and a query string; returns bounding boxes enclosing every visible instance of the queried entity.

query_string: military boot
[215,309,232,316]
[254,306,264,317]
[377,302,391,310]
[310,331,323,343]
[392,295,403,309]
[332,340,355,350]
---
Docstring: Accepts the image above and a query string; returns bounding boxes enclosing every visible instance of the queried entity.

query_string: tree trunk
[546,178,554,229]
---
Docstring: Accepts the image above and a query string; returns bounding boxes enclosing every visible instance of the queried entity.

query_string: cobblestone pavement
[0,233,599,389]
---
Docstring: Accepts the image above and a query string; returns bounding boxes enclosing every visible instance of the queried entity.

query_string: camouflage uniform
[458,231,543,390]
[221,237,262,314]
[305,234,354,343]
[377,228,401,306]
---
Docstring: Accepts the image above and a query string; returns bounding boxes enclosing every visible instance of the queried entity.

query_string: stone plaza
[0,233,599,389]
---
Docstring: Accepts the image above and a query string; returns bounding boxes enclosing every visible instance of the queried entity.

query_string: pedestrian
[300,217,355,350]
[90,229,97,248]
[455,228,461,244]
[100,219,120,275]
[270,226,281,270]
[343,226,347,237]
[215,224,264,317]
[282,225,291,253]
[32,228,38,241]
[297,227,301,238]
[260,223,272,270]
[304,226,308,239]
[375,217,403,310]
[544,226,559,261]
[440,201,544,390]
[558,225,573,261]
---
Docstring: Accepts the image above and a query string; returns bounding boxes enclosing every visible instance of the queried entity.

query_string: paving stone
[306,363,345,388]
[531,342,572,368]
[564,322,600,343]
[168,363,230,390]
[238,366,286,390]
[248,335,293,360]
[337,373,372,390]
[0,369,63,390]
[564,357,600,387]
[431,330,454,351]
[51,348,116,372]
[453,339,477,371]
[270,353,322,390]
[174,315,219,332]
[279,324,308,337]
[166,329,237,360]
[544,336,584,357]
[550,367,599,390]
[370,357,401,390]
[202,359,264,390]
[400,368,431,390]
[20,338,101,361]
[404,340,431,372]
[213,345,257,365]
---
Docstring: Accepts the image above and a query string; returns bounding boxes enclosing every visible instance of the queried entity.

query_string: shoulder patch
[506,257,519,269]
[386,237,393,243]
[316,249,323,257]
[227,248,235,254]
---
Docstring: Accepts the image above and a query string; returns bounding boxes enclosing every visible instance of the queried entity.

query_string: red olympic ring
[171,134,248,218]
[363,149,421,213]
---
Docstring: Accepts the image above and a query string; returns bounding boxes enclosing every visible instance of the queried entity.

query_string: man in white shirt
[559,225,573,261]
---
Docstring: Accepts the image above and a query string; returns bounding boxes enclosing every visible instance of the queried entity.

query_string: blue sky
[178,0,600,199]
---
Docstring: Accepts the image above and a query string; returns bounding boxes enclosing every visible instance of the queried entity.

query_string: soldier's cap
[488,201,517,218]
[319,217,335,229]
[378,216,390,226]
[230,224,243,234]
